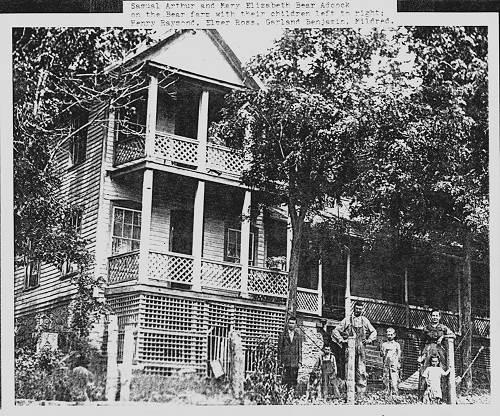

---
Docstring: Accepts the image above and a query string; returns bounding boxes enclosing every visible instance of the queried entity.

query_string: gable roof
[111,29,258,90]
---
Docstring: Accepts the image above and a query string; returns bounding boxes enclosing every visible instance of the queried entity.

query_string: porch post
[447,335,457,404]
[197,90,210,172]
[317,256,323,316]
[138,168,153,284]
[145,74,158,158]
[404,267,410,328]
[192,180,205,291]
[240,190,251,298]
[345,247,351,319]
[286,215,292,271]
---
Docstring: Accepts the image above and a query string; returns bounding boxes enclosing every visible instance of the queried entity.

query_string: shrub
[15,340,106,401]
[244,338,294,405]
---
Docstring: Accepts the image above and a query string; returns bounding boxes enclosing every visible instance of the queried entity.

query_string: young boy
[422,355,450,404]
[380,327,401,395]
[311,345,340,400]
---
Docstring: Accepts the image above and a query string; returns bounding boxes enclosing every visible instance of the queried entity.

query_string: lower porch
[108,249,321,315]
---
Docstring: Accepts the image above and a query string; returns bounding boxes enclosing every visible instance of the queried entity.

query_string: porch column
[447,335,457,404]
[345,247,351,319]
[286,216,292,271]
[145,74,158,158]
[240,190,251,298]
[138,169,154,284]
[317,257,323,316]
[192,180,205,291]
[197,90,210,172]
[404,267,410,327]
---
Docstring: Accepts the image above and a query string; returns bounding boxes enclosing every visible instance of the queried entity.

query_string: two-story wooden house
[14,29,325,377]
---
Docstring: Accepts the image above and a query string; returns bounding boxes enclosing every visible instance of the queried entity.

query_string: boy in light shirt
[380,327,401,396]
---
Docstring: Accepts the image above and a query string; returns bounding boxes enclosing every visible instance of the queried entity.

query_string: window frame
[24,258,41,290]
[224,226,255,266]
[60,210,83,279]
[69,110,89,167]
[111,206,142,256]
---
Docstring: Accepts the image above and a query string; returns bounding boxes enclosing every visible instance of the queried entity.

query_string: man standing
[278,316,302,390]
[332,301,377,395]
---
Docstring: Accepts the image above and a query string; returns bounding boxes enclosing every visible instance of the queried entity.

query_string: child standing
[380,327,401,396]
[422,355,450,404]
[311,345,340,400]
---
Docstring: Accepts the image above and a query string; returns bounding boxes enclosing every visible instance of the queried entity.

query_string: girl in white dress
[422,355,450,404]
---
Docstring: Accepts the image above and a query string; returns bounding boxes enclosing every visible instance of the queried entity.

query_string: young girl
[422,355,450,404]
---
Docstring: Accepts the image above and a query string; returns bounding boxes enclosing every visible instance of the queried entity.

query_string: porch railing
[248,267,288,297]
[201,259,242,292]
[206,143,244,176]
[154,132,198,166]
[148,251,194,285]
[107,251,321,315]
[108,251,139,283]
[297,287,320,315]
[113,130,245,178]
[114,134,145,166]
[351,295,489,338]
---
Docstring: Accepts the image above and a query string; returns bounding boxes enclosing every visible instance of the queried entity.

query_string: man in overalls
[332,301,377,395]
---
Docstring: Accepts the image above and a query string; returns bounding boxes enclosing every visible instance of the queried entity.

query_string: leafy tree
[13,28,156,338]
[211,29,401,316]
[349,26,488,390]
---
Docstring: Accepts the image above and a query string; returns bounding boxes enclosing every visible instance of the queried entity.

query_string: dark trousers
[283,366,299,389]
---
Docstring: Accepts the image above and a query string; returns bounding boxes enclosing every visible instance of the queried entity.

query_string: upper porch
[111,72,246,183]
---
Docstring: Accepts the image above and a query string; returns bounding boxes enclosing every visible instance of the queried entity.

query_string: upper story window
[60,210,83,277]
[70,110,89,166]
[112,207,141,255]
[25,258,41,289]
[225,227,255,266]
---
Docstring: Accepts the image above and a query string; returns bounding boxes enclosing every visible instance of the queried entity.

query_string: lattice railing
[248,267,288,297]
[206,143,244,176]
[154,132,198,166]
[148,251,194,284]
[297,288,320,315]
[114,134,145,166]
[201,259,242,291]
[350,297,407,327]
[108,251,139,283]
[473,317,490,338]
[352,296,488,338]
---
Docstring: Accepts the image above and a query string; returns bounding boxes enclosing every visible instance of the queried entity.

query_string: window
[60,211,83,277]
[225,227,255,265]
[70,110,88,166]
[112,207,141,255]
[25,259,40,289]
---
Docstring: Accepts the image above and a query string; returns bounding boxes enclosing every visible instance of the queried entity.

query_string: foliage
[15,344,106,401]
[349,26,488,248]
[13,28,154,268]
[244,338,294,405]
[211,28,404,314]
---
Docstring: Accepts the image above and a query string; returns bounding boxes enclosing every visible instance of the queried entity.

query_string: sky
[218,27,284,64]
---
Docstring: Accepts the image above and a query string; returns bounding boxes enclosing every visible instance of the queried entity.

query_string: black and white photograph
[8,21,495,407]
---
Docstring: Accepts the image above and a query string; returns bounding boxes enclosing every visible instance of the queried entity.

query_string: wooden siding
[15,106,107,316]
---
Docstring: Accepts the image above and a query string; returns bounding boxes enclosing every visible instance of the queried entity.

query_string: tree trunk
[461,231,473,391]
[286,205,306,318]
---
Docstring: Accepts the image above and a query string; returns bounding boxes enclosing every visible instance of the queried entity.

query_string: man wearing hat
[332,301,377,395]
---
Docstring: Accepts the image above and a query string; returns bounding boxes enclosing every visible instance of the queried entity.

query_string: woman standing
[418,309,454,401]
